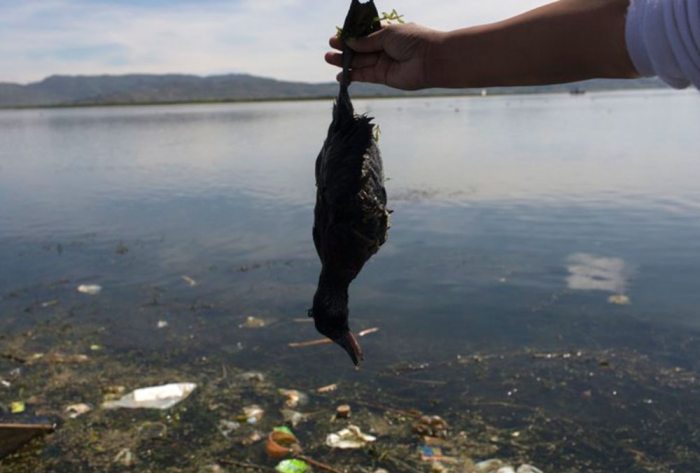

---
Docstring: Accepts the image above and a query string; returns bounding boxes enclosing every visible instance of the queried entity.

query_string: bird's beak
[335,331,363,366]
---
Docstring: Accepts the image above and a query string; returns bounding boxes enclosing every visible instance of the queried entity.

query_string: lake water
[1,90,700,472]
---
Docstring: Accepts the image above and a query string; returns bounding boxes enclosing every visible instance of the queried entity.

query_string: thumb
[346,27,389,53]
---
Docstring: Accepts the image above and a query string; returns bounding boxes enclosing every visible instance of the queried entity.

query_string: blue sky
[0,0,550,84]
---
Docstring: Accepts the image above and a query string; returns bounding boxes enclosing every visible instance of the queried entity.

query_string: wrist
[423,30,453,88]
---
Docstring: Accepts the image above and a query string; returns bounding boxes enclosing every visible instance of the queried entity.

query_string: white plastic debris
[497,467,516,473]
[77,284,102,295]
[157,320,169,329]
[65,403,92,419]
[243,405,265,424]
[181,275,198,287]
[517,466,544,473]
[102,382,197,410]
[326,425,376,449]
[476,459,505,473]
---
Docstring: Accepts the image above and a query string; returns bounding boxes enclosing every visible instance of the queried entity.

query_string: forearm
[427,0,637,88]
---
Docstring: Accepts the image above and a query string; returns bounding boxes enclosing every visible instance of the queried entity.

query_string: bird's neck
[335,46,355,121]
[317,269,350,309]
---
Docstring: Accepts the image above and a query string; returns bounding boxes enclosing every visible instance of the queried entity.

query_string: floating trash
[279,389,308,408]
[275,459,311,473]
[157,320,169,329]
[281,409,310,427]
[239,371,266,383]
[335,404,351,419]
[266,427,301,459]
[413,415,449,439]
[10,401,26,414]
[240,316,268,329]
[419,445,454,463]
[241,405,265,424]
[326,425,376,449]
[517,466,544,473]
[65,403,92,419]
[181,275,198,287]
[476,459,507,473]
[77,284,102,295]
[102,382,197,410]
[0,417,55,459]
[317,383,338,394]
[218,420,241,438]
[114,448,135,467]
[608,294,631,305]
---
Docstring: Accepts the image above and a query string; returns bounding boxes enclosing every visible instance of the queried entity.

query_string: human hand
[325,23,443,91]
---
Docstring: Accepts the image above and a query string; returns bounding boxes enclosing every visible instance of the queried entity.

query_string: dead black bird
[309,0,390,366]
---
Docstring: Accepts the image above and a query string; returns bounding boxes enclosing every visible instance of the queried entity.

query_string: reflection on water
[566,253,628,293]
[1,90,700,472]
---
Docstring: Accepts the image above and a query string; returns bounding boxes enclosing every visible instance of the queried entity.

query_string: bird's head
[308,292,363,366]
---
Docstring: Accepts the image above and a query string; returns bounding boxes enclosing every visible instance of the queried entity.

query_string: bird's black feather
[310,0,389,365]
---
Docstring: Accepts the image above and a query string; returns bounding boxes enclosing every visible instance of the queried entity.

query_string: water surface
[1,90,700,472]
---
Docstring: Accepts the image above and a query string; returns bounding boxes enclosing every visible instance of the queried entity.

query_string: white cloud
[0,0,551,84]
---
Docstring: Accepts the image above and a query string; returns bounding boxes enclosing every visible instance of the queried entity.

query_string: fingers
[335,67,384,85]
[325,51,380,69]
[346,28,389,53]
[329,35,343,50]
[328,26,389,53]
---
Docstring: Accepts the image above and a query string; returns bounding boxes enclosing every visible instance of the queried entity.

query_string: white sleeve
[626,0,700,89]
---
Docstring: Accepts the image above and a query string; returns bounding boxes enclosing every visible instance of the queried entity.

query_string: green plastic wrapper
[273,426,294,436]
[275,459,311,473]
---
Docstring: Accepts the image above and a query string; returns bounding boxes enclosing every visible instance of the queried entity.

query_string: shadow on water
[1,91,700,472]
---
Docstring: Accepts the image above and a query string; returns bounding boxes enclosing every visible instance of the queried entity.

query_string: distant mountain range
[0,73,668,108]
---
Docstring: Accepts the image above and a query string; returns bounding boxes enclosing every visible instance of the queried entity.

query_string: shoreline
[0,86,671,111]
